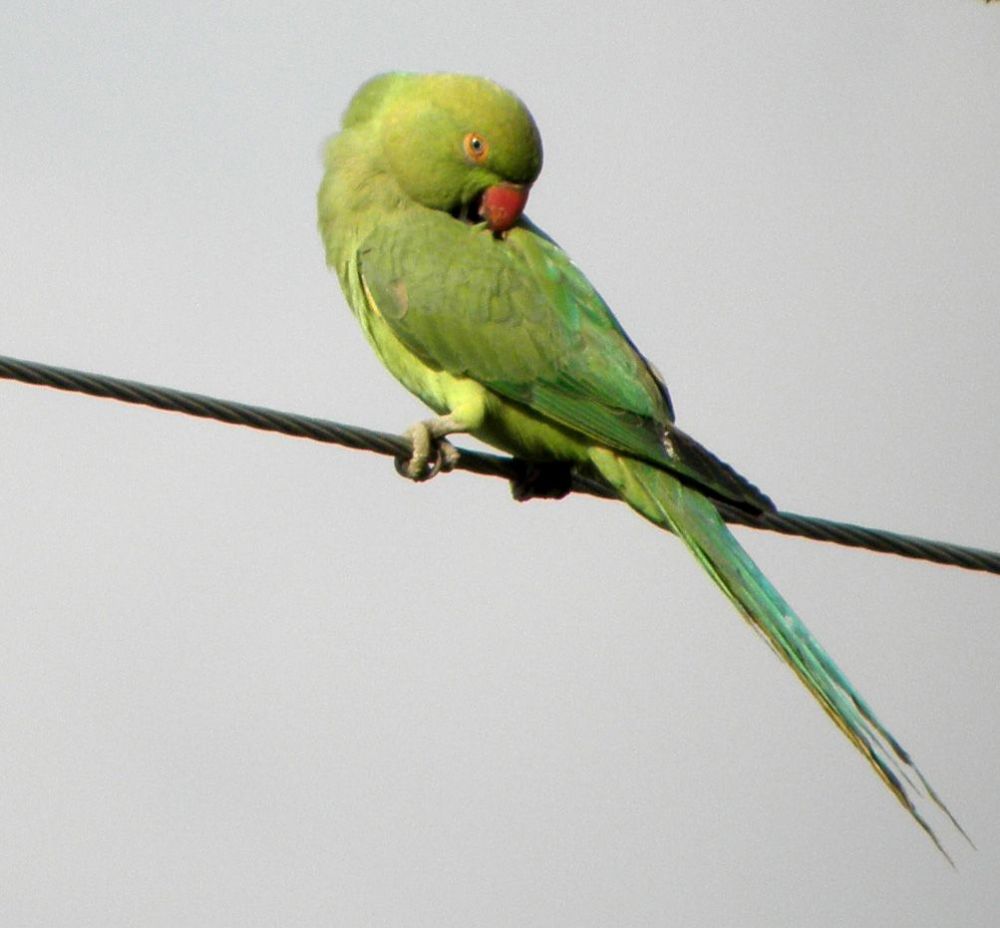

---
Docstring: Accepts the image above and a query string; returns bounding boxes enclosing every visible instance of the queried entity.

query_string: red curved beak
[479,183,530,233]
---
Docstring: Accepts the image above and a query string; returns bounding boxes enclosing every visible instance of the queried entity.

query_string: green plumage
[318,71,965,857]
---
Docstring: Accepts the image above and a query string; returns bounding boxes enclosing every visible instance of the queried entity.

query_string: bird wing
[356,209,772,512]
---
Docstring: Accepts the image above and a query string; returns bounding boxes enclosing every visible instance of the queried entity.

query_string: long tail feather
[590,448,969,861]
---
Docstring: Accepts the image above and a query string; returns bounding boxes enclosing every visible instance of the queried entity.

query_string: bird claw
[509,460,574,501]
[436,439,460,472]
[394,421,459,482]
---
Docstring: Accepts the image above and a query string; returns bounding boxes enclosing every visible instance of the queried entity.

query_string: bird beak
[479,183,530,233]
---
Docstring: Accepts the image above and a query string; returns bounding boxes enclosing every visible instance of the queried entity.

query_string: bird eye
[463,132,489,163]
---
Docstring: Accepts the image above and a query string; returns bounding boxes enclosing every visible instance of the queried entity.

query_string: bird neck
[318,126,408,273]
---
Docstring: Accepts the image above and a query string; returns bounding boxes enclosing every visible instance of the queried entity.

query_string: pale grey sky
[2,3,998,926]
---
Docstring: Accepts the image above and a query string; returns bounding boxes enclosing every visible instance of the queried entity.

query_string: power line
[2,352,998,576]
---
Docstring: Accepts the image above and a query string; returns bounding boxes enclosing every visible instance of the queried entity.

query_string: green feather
[356,212,771,511]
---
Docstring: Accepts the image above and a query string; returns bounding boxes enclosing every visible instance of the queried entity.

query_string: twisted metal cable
[2,353,998,576]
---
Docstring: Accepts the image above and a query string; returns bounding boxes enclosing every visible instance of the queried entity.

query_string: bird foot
[394,420,460,481]
[509,460,574,501]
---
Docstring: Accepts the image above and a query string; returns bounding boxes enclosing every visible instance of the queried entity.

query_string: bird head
[344,72,543,233]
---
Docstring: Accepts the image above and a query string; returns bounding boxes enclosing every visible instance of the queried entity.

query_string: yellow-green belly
[359,300,591,464]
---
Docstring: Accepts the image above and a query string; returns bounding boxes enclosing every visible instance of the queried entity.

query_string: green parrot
[318,72,965,857]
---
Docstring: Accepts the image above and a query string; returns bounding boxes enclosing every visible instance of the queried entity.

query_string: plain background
[2,3,998,926]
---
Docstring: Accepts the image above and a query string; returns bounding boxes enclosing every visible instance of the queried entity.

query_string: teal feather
[591,448,970,862]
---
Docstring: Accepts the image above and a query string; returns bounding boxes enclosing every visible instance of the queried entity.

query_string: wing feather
[358,210,772,512]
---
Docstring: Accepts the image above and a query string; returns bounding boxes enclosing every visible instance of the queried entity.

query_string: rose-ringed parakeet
[318,72,965,857]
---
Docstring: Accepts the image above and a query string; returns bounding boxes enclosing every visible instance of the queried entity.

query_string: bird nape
[317,71,969,861]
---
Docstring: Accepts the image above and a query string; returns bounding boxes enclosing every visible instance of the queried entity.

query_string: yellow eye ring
[463,132,489,163]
